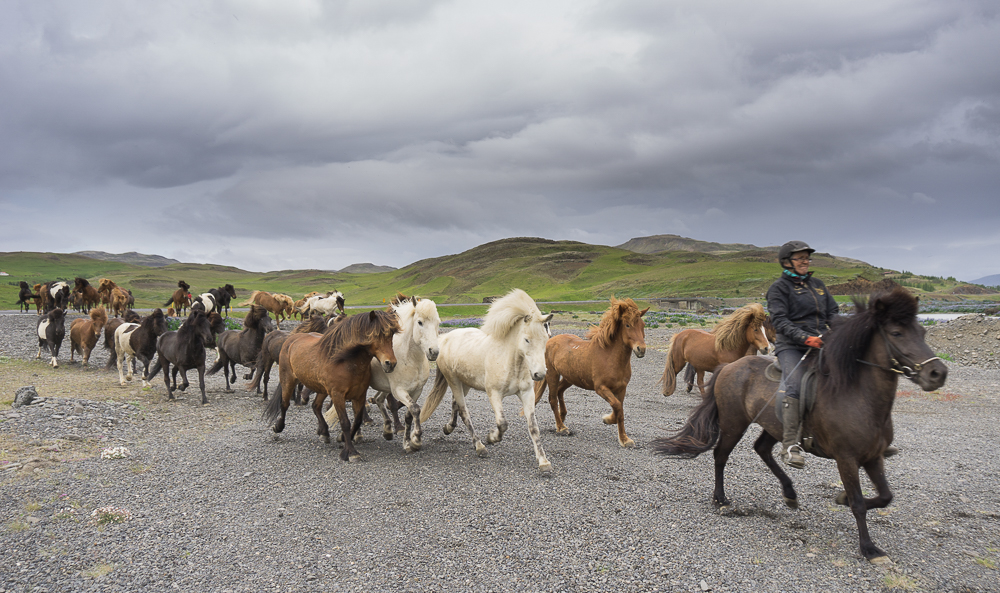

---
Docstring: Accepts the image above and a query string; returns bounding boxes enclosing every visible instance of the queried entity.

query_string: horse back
[544,333,620,391]
[436,329,493,391]
[713,357,783,439]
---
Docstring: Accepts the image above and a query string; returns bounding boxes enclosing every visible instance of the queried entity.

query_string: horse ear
[542,313,554,323]
[369,310,378,321]
[640,307,649,317]
[523,315,532,324]
[411,296,418,307]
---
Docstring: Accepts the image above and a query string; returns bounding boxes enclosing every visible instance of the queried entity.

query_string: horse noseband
[858,325,941,380]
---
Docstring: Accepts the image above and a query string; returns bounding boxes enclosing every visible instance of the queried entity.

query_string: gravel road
[1,311,998,593]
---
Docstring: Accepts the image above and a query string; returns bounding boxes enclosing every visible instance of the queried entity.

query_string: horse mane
[207,312,227,334]
[74,277,91,290]
[585,297,641,349]
[90,307,108,326]
[293,312,329,334]
[822,286,919,395]
[244,305,269,329]
[178,280,190,290]
[178,310,208,338]
[318,310,399,362]
[714,303,766,351]
[139,308,167,333]
[481,289,542,339]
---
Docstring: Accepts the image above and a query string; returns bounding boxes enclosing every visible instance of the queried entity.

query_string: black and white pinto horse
[41,281,71,313]
[114,308,168,387]
[16,281,40,313]
[193,284,238,317]
[36,308,66,367]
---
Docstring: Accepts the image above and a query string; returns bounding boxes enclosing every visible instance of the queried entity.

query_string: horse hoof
[442,424,455,435]
[475,443,487,458]
[869,555,892,565]
[712,498,731,510]
[225,389,234,394]
[621,438,635,448]
[602,414,615,425]
[783,496,799,509]
[835,492,849,506]
[538,462,552,474]
[348,454,363,463]
[555,428,572,436]
[382,432,394,441]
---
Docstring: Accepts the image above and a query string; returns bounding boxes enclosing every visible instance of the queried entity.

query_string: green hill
[2,238,882,310]
[616,234,773,254]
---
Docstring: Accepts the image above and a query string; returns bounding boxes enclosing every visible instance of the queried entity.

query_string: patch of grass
[24,501,42,512]
[936,352,955,362]
[975,556,997,570]
[883,570,921,590]
[7,520,30,532]
[81,563,115,579]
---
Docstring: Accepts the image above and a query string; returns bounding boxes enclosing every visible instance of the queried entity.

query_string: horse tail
[163,297,174,307]
[146,357,163,381]
[206,352,226,376]
[533,378,546,405]
[239,291,259,307]
[651,372,721,458]
[659,333,681,395]
[418,370,449,423]
[261,383,284,425]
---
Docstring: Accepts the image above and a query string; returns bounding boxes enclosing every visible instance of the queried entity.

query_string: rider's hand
[804,336,823,349]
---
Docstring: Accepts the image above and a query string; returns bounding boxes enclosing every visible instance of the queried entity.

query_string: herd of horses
[12,277,949,563]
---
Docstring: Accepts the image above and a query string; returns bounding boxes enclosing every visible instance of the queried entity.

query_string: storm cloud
[1,0,998,280]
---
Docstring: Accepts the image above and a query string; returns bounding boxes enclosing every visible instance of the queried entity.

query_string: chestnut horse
[70,307,108,365]
[98,278,132,318]
[163,280,193,316]
[653,287,947,563]
[262,310,399,462]
[241,291,294,327]
[72,278,101,313]
[660,303,771,396]
[682,317,775,392]
[533,297,648,447]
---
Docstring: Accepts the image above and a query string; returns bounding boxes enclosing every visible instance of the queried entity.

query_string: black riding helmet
[778,240,815,268]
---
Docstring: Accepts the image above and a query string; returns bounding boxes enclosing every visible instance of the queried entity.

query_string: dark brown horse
[145,310,222,405]
[207,305,275,392]
[72,278,101,313]
[653,287,947,563]
[262,310,399,462]
[533,297,648,447]
[70,307,108,365]
[247,312,334,399]
[16,281,41,314]
[163,280,193,316]
[660,303,771,396]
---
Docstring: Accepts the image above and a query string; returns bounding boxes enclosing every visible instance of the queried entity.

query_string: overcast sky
[1,1,998,282]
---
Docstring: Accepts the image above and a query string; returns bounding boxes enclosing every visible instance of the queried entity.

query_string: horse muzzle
[912,359,948,392]
[382,360,397,374]
[531,370,546,382]
[633,346,646,359]
[426,348,439,362]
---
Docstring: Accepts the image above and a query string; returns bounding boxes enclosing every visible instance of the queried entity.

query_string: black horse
[208,305,274,392]
[146,310,223,405]
[16,281,40,313]
[35,308,66,367]
[209,284,238,317]
[653,287,947,563]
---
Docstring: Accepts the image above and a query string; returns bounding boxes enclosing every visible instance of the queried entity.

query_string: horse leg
[596,386,633,447]
[196,364,208,405]
[392,387,423,453]
[450,383,486,457]
[709,425,747,509]
[834,458,889,563]
[548,376,571,435]
[139,355,153,388]
[485,389,509,444]
[388,394,406,434]
[163,360,175,400]
[372,391,394,441]
[118,351,130,386]
[835,457,894,511]
[311,393,332,444]
[697,370,707,396]
[752,431,798,508]
[517,388,552,473]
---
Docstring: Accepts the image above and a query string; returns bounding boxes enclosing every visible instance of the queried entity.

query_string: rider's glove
[804,336,823,349]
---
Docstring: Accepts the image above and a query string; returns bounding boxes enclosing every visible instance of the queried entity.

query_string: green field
[2,238,989,313]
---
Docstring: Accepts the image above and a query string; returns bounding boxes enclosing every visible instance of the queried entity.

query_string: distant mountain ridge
[339,263,397,274]
[971,274,1000,286]
[74,251,180,267]
[616,234,776,254]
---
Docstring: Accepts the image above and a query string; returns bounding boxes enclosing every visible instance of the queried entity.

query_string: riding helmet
[778,240,815,265]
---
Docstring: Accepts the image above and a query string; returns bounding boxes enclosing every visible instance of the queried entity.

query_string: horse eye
[418,321,423,326]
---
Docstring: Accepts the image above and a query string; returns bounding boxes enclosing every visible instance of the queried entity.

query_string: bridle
[856,324,941,380]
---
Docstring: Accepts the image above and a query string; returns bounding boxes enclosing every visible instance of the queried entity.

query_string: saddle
[765,357,823,455]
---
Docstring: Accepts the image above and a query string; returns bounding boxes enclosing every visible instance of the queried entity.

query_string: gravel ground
[1,311,998,593]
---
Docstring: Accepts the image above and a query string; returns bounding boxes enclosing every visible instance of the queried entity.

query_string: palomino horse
[419,289,554,471]
[653,287,947,563]
[36,308,66,367]
[533,297,648,447]
[240,291,294,327]
[70,307,108,365]
[115,308,168,387]
[247,312,335,399]
[16,281,41,314]
[660,303,771,396]
[163,280,193,316]
[326,295,441,453]
[72,278,101,313]
[146,310,222,405]
[208,305,275,392]
[262,310,399,462]
[682,317,775,392]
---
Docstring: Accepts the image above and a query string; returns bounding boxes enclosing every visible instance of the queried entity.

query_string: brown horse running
[163,280,193,315]
[247,312,336,399]
[70,307,108,365]
[660,303,771,396]
[72,278,101,313]
[652,287,947,563]
[241,290,294,327]
[262,310,399,462]
[533,297,648,447]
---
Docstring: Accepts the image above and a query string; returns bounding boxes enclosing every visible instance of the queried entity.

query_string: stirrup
[782,444,806,469]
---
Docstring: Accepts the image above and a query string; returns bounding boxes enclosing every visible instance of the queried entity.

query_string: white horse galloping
[324,295,441,453]
[419,288,554,472]
[301,291,345,317]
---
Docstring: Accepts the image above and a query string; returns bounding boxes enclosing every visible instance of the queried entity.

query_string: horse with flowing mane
[533,297,648,447]
[70,307,108,365]
[652,287,947,563]
[98,278,132,318]
[163,280,193,316]
[145,310,223,405]
[262,310,399,462]
[240,291,294,328]
[72,278,101,313]
[660,303,772,396]
[298,291,346,318]
[247,312,335,399]
[419,288,554,471]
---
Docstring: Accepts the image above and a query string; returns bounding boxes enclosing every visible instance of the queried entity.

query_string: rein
[856,325,941,380]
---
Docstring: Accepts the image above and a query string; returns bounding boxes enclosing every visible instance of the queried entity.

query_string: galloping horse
[210,284,237,316]
[103,310,142,371]
[660,303,771,396]
[39,281,70,313]
[163,280,193,316]
[72,278,101,313]
[419,288,554,471]
[115,308,168,387]
[327,295,441,453]
[146,310,222,405]
[653,287,947,563]
[240,291,294,327]
[208,305,275,392]
[247,312,334,399]
[35,308,66,367]
[98,278,132,318]
[533,297,648,447]
[70,307,108,365]
[16,281,41,314]
[262,310,399,462]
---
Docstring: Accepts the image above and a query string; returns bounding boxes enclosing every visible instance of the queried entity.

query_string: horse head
[744,305,772,354]
[368,310,399,373]
[90,307,108,336]
[395,296,441,361]
[617,298,648,359]
[147,308,169,337]
[518,312,553,382]
[869,290,947,392]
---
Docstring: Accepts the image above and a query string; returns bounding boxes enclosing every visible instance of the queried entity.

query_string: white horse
[323,295,441,453]
[301,291,345,317]
[419,288,554,472]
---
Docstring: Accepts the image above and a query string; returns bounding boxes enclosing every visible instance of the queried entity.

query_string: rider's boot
[780,397,805,469]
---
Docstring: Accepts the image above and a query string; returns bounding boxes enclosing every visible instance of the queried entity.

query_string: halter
[856,325,941,380]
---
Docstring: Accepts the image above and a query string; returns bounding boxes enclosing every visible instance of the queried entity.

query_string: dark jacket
[766,272,840,354]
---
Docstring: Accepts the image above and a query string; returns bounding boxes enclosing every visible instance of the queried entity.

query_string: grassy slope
[2,240,881,311]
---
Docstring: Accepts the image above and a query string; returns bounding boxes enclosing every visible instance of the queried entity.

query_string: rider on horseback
[766,240,838,469]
